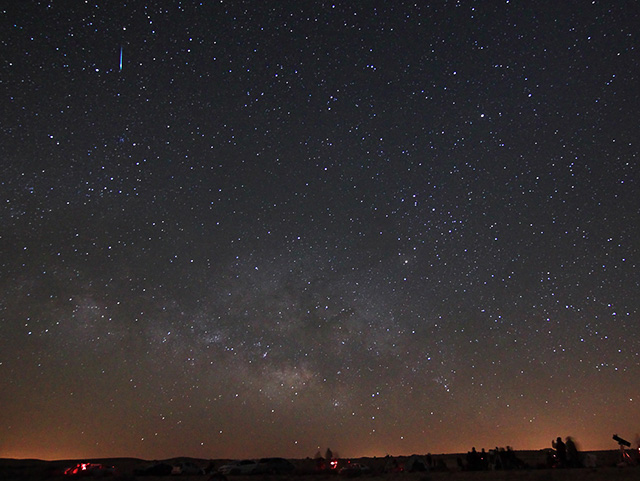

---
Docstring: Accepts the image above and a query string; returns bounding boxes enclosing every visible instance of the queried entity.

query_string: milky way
[1,1,639,460]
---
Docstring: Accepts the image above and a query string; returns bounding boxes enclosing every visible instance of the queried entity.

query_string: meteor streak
[119,46,123,71]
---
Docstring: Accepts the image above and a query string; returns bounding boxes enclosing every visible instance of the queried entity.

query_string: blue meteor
[119,46,123,71]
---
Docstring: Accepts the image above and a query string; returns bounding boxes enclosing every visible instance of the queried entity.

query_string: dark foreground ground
[1,450,638,481]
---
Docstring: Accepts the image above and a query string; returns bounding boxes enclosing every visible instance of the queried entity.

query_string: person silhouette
[565,437,580,467]
[552,437,567,467]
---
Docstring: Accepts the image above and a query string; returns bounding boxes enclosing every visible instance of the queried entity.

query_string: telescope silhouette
[613,434,631,447]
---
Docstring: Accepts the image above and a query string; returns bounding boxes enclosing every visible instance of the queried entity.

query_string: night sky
[1,1,639,461]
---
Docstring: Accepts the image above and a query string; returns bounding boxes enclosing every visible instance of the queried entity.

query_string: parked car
[339,463,371,477]
[255,458,295,474]
[171,461,204,475]
[134,463,173,476]
[218,460,259,475]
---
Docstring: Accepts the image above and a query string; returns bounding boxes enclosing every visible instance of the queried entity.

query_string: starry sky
[1,0,639,462]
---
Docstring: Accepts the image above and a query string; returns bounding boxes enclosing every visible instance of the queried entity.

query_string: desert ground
[1,450,638,481]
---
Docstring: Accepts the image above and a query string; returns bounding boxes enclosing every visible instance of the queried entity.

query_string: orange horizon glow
[2,438,633,462]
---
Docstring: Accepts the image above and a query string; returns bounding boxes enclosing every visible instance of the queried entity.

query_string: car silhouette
[255,458,295,474]
[339,463,371,477]
[218,460,259,475]
[171,461,204,475]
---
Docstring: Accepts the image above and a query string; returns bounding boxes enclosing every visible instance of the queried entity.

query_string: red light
[64,462,108,476]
